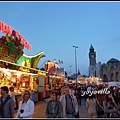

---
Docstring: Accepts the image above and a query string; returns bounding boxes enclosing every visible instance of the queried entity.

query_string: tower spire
[90,44,94,50]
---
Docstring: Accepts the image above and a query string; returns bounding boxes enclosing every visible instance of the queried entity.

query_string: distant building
[100,58,120,82]
[88,44,120,83]
[96,62,101,78]
[88,44,101,78]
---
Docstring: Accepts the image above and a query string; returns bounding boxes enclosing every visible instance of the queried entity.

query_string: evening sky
[0,1,119,76]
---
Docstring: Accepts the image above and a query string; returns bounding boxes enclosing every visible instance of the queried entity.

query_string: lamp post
[73,46,78,85]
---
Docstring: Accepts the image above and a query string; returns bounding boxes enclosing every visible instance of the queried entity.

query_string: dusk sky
[0,1,120,76]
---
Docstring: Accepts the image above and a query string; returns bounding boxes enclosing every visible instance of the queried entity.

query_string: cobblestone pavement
[14,97,89,118]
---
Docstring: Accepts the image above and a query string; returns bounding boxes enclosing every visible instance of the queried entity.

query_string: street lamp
[73,46,78,85]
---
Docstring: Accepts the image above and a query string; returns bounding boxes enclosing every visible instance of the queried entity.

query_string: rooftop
[107,58,119,63]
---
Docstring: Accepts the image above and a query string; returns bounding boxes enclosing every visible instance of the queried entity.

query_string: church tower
[89,44,96,77]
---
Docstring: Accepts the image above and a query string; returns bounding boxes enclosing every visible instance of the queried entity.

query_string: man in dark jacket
[45,90,63,118]
[0,86,14,118]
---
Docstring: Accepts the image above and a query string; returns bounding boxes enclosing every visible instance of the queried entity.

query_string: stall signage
[0,20,32,50]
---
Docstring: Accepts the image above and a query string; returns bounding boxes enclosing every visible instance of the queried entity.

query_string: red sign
[0,20,32,50]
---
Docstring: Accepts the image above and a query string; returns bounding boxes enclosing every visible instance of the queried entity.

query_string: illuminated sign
[0,20,32,50]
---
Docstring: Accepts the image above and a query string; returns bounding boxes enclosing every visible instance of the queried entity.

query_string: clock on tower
[91,55,94,58]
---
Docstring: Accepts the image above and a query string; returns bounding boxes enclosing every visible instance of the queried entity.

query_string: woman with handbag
[86,94,98,118]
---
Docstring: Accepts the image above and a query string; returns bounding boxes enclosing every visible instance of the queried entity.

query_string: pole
[39,60,48,69]
[75,48,77,85]
[73,46,78,86]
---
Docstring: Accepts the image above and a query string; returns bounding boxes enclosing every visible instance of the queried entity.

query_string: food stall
[0,20,47,108]
[44,61,65,98]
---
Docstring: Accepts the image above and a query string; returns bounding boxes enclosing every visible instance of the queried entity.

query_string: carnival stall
[44,61,65,98]
[77,75,86,84]
[0,59,47,108]
[0,20,47,108]
[85,76,103,85]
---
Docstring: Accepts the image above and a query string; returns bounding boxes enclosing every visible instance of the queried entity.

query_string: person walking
[103,92,120,118]
[59,86,78,118]
[86,94,98,118]
[70,86,75,96]
[16,90,34,118]
[9,86,16,103]
[45,90,63,118]
[76,85,82,105]
[60,85,65,96]
[0,86,14,118]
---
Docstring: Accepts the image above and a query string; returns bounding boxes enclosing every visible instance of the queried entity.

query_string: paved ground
[14,98,49,118]
[14,97,89,118]
[78,98,89,118]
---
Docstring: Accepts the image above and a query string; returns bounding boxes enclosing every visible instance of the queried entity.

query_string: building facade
[88,44,120,83]
[96,62,101,78]
[100,58,120,82]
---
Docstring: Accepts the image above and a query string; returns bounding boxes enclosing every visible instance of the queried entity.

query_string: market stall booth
[0,20,47,109]
[15,52,47,104]
[0,56,47,109]
[77,75,86,84]
[85,76,103,86]
[44,61,65,98]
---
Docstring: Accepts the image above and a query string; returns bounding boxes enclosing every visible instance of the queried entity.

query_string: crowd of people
[45,83,120,118]
[1,83,120,118]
